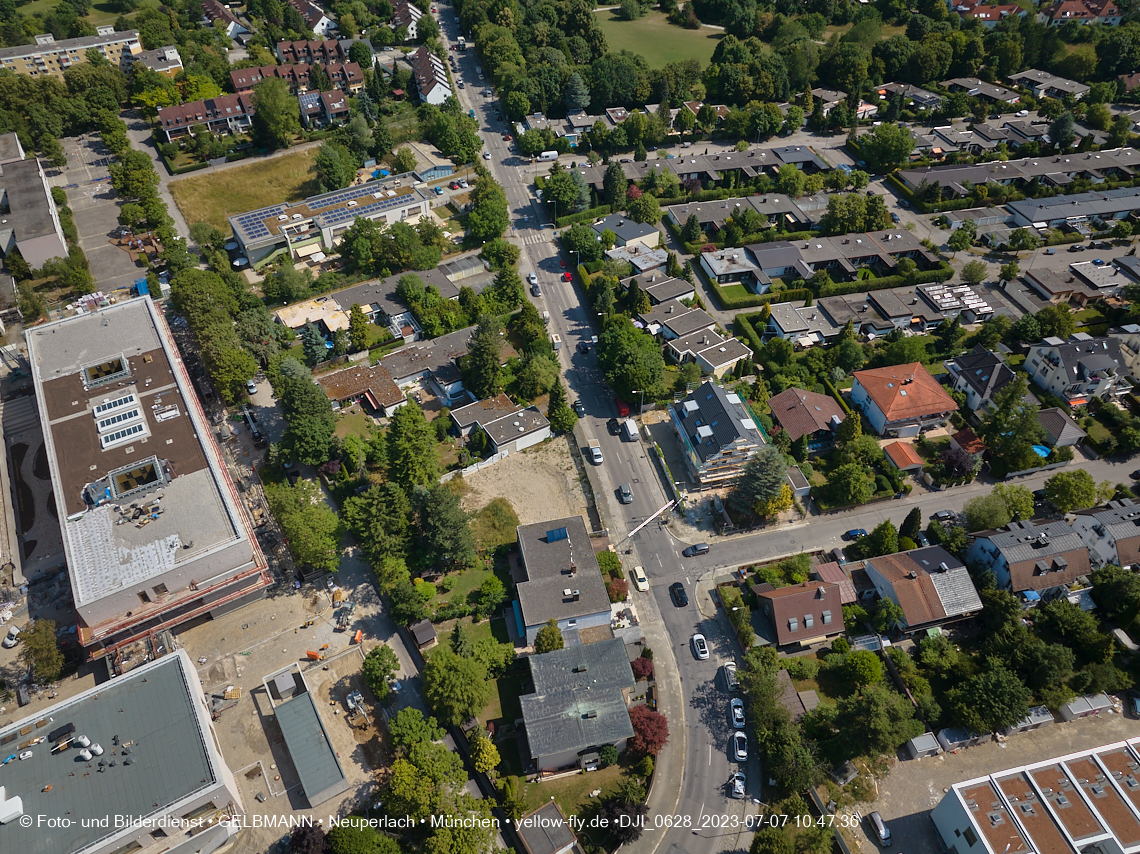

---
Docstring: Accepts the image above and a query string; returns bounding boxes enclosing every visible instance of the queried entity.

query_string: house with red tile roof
[850,363,957,437]
[156,93,255,142]
[1039,0,1121,26]
[884,441,924,472]
[960,3,1027,27]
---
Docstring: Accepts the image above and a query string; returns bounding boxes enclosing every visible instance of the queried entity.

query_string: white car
[730,697,745,729]
[527,273,538,286]
[724,661,739,692]
[2,626,19,648]
[1016,109,1030,117]
[692,633,709,660]
[246,379,257,395]
[482,151,491,159]
[730,771,746,799]
[458,179,469,189]
[632,565,649,593]
[18,750,32,760]
[732,731,748,762]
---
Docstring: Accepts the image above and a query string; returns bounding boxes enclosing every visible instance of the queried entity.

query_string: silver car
[692,633,709,660]
[732,731,747,762]
[730,771,746,799]
[730,697,745,729]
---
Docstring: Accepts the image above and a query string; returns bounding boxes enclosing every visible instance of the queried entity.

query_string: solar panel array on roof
[234,205,287,241]
[319,193,408,227]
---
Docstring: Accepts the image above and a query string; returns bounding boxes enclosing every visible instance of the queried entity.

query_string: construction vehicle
[335,602,356,631]
[353,629,363,645]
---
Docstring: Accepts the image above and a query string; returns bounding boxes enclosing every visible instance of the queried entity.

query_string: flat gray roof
[0,651,216,854]
[4,158,57,241]
[275,689,348,806]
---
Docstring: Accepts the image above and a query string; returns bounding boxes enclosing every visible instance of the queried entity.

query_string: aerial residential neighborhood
[10,0,1140,853]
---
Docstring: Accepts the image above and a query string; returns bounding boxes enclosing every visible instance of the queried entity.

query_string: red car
[449,181,460,189]
[559,259,566,268]
[615,398,630,417]
[449,44,455,50]
[562,272,572,281]
[503,133,512,141]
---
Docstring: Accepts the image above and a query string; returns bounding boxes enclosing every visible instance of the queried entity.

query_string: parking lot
[55,135,147,295]
[854,708,1140,853]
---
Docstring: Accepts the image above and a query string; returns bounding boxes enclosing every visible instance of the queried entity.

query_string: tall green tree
[467,165,509,241]
[348,304,370,352]
[416,485,476,571]
[362,645,400,702]
[597,315,665,403]
[859,122,915,172]
[343,483,412,566]
[465,314,503,400]
[315,141,357,192]
[422,646,492,727]
[252,77,300,149]
[535,618,564,653]
[727,446,787,517]
[19,618,62,684]
[387,401,439,489]
[948,668,1032,733]
[1044,469,1098,513]
[274,357,335,464]
[977,375,1044,473]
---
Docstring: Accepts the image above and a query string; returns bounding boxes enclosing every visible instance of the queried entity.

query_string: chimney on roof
[907,570,917,579]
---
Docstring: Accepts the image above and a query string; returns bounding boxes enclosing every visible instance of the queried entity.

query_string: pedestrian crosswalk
[520,233,551,246]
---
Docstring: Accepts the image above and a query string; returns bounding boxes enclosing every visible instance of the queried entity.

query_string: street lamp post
[632,389,645,414]
[547,198,557,225]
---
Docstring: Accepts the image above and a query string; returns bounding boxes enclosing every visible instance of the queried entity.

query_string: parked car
[670,582,688,606]
[527,272,538,286]
[618,483,633,504]
[682,542,710,557]
[246,379,257,395]
[730,697,745,728]
[458,179,469,189]
[1093,258,1106,266]
[867,812,892,847]
[434,186,444,195]
[1068,244,1085,252]
[632,565,649,592]
[890,212,900,223]
[482,151,491,160]
[530,283,541,297]
[577,341,590,355]
[573,399,586,416]
[932,510,955,522]
[916,532,930,547]
[844,529,867,541]
[1016,109,1030,117]
[449,181,460,189]
[607,417,621,435]
[1129,688,1140,718]
[562,272,572,281]
[732,731,748,762]
[724,661,739,691]
[2,625,19,648]
[730,772,746,799]
[692,633,709,660]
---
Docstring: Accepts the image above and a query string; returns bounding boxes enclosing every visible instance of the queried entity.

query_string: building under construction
[26,297,270,661]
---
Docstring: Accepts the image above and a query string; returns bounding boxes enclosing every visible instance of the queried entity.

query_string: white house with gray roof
[1007,186,1140,228]
[1025,333,1129,405]
[520,638,636,771]
[639,303,716,340]
[668,381,765,483]
[766,302,842,346]
[513,516,612,646]
[1009,69,1090,99]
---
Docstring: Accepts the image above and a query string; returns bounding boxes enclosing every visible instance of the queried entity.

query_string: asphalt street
[441,11,1140,853]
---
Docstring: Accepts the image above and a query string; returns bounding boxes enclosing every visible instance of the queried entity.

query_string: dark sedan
[670,582,688,606]
[844,529,867,541]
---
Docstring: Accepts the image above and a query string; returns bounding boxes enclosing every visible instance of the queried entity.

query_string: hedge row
[1045,231,1087,246]
[161,155,209,176]
[734,311,766,357]
[822,376,853,415]
[817,262,954,297]
[556,204,614,228]
[713,285,812,311]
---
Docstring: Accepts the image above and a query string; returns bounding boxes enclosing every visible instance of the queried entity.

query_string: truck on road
[588,439,603,465]
[457,36,466,50]
[537,150,558,162]
[621,419,638,442]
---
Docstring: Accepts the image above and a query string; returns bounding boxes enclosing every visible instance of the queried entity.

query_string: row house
[298,89,350,128]
[276,39,346,64]
[392,0,422,40]
[1038,0,1122,26]
[288,0,335,36]
[202,0,250,38]
[1071,499,1140,569]
[156,93,255,142]
[966,520,1091,597]
[1008,69,1090,100]
[230,62,363,95]
[897,147,1140,199]
[410,46,451,106]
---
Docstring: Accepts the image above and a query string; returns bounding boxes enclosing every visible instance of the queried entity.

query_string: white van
[621,419,638,442]
[537,150,558,162]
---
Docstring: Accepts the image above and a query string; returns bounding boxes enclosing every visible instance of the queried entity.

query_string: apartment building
[1025,333,1129,405]
[0,28,140,78]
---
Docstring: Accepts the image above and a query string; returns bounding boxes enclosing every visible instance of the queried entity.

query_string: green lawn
[479,670,528,728]
[520,762,627,837]
[333,411,374,440]
[593,10,721,69]
[170,148,321,231]
[15,0,156,27]
[716,283,755,303]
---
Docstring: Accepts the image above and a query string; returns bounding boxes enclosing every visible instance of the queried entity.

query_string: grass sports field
[170,148,321,231]
[593,9,721,69]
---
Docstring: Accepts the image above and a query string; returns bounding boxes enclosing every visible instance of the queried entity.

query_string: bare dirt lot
[457,436,588,525]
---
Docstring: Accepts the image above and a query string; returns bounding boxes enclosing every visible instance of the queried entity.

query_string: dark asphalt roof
[521,638,635,759]
[275,689,348,805]
[515,516,610,628]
